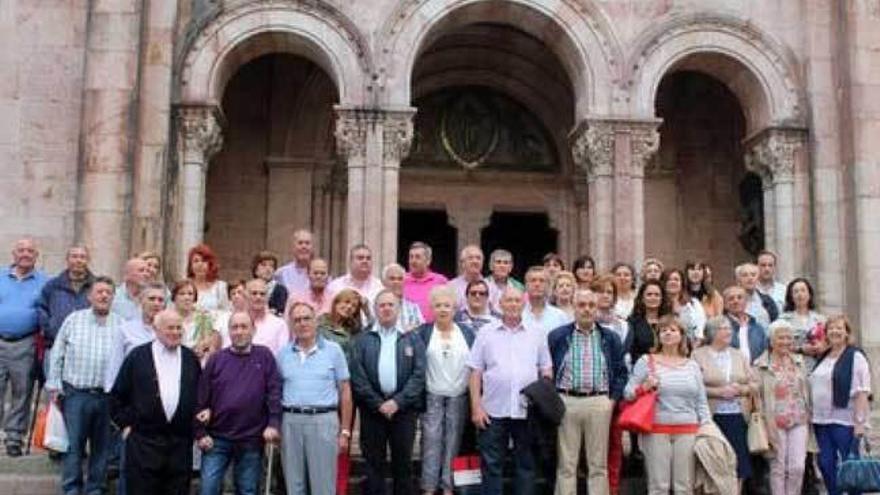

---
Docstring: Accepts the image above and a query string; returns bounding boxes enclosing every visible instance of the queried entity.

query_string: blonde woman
[551,271,577,321]
[753,320,814,495]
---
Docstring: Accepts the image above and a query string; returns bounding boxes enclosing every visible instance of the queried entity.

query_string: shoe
[6,444,22,457]
[48,450,64,462]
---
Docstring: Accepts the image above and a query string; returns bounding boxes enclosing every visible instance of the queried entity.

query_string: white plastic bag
[43,401,69,453]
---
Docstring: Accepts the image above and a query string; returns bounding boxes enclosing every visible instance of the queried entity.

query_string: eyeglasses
[468,291,488,297]
[291,316,314,323]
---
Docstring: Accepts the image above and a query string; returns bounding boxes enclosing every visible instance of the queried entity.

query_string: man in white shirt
[756,250,786,312]
[522,266,571,336]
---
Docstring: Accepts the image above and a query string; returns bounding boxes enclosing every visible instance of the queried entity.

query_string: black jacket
[268,283,289,317]
[110,343,201,438]
[350,327,426,413]
[626,314,657,367]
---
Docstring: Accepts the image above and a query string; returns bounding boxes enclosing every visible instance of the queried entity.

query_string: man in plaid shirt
[47,276,124,495]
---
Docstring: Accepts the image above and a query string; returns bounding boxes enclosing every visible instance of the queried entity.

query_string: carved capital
[177,105,224,166]
[334,107,368,162]
[382,109,415,163]
[629,124,661,178]
[570,120,614,181]
[745,127,807,185]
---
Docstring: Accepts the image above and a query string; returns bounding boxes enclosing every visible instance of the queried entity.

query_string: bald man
[0,237,48,456]
[110,309,201,495]
[111,258,150,321]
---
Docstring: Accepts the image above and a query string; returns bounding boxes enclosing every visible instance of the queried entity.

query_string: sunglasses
[468,290,488,297]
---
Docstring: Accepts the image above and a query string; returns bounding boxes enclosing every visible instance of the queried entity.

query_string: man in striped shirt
[47,275,124,495]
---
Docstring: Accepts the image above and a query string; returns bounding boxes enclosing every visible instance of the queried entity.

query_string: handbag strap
[848,436,871,460]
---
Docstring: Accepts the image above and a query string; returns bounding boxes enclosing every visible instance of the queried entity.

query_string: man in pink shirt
[287,258,332,316]
[246,278,289,355]
[403,242,448,322]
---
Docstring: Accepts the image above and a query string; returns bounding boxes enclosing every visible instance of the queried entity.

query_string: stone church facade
[2,1,879,353]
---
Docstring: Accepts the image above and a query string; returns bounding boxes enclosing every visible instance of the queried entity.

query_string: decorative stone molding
[334,108,369,161]
[629,123,661,178]
[177,105,224,166]
[745,127,807,185]
[382,110,416,163]
[570,121,614,181]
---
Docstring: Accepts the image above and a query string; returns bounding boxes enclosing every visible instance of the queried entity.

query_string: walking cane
[264,442,275,495]
[24,380,42,455]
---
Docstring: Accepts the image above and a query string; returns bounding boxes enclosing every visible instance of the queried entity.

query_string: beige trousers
[641,432,697,495]
[554,394,614,495]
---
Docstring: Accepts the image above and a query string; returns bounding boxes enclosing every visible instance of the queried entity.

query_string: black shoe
[48,450,64,462]
[6,444,22,457]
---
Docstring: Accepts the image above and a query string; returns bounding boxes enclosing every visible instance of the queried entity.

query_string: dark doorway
[480,212,557,281]
[397,209,458,277]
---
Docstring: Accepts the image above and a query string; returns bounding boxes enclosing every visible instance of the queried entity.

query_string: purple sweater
[196,345,282,446]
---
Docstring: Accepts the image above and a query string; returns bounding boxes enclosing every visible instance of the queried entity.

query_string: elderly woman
[810,315,871,495]
[692,316,755,492]
[753,319,814,495]
[551,270,577,321]
[417,286,475,495]
[625,315,711,494]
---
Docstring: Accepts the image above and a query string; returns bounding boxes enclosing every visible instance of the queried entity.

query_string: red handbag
[617,356,657,433]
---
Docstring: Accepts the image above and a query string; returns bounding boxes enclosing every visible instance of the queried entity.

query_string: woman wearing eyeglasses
[417,285,476,495]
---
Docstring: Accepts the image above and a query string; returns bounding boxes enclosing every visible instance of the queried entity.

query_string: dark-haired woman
[686,260,724,319]
[572,255,597,290]
[662,268,706,346]
[626,280,671,367]
[613,263,637,320]
[779,278,826,367]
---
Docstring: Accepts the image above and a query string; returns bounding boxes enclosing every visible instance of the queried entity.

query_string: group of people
[0,230,871,495]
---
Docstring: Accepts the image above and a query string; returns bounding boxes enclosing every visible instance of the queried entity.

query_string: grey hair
[429,284,457,306]
[373,289,400,313]
[381,263,406,281]
[734,262,758,278]
[767,319,794,340]
[490,249,513,264]
[703,316,732,344]
[409,241,433,260]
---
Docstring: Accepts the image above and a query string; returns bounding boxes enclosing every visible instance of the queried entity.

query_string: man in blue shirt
[278,301,351,495]
[350,290,426,495]
[0,238,48,456]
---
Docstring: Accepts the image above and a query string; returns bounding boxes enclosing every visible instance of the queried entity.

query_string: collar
[574,322,596,335]
[496,319,525,333]
[406,270,437,282]
[151,339,180,357]
[6,265,36,280]
[292,336,324,353]
[373,323,401,337]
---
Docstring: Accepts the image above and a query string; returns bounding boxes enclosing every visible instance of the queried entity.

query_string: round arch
[627,14,805,135]
[178,1,372,107]
[379,0,622,120]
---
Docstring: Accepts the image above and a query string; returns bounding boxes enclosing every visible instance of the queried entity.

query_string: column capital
[570,120,614,181]
[745,127,808,185]
[627,122,661,178]
[334,106,369,162]
[333,106,416,163]
[176,105,224,166]
[381,109,416,164]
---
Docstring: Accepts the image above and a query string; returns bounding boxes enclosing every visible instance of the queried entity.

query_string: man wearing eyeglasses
[278,302,352,495]
[453,279,500,333]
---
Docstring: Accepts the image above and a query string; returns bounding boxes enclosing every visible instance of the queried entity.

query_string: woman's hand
[643,374,659,391]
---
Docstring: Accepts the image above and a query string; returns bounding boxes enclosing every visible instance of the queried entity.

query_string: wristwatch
[340,429,352,438]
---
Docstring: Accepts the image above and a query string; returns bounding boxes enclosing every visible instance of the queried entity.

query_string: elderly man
[197,311,281,495]
[485,249,524,312]
[403,242,448,322]
[382,263,424,332]
[327,244,384,302]
[288,258,332,316]
[449,245,485,306]
[276,229,315,294]
[278,302,352,495]
[111,258,150,321]
[468,286,552,495]
[523,266,571,336]
[0,237,47,456]
[38,245,94,358]
[104,282,167,391]
[734,262,778,327]
[110,309,201,495]
[548,290,627,495]
[723,285,768,365]
[756,250,786,313]
[246,278,289,355]
[350,290,426,495]
[47,276,123,495]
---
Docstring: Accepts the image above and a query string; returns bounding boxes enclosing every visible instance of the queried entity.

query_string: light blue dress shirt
[376,325,399,395]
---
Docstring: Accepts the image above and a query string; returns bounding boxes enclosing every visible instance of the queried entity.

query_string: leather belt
[557,389,608,397]
[283,406,337,415]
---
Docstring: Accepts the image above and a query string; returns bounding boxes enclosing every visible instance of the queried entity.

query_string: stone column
[745,127,809,282]
[174,105,223,277]
[75,0,142,277]
[264,157,325,257]
[571,118,660,270]
[335,107,415,272]
[447,205,492,257]
[129,0,177,255]
[571,121,614,271]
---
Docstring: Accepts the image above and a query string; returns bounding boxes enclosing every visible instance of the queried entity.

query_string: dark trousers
[815,423,860,495]
[61,386,111,495]
[125,431,193,495]
[478,418,535,495]
[359,409,417,495]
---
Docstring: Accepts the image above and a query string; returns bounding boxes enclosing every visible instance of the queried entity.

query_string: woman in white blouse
[416,285,476,495]
[186,243,229,312]
[810,315,871,495]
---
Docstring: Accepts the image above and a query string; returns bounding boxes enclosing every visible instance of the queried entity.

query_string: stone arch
[379,0,623,120]
[178,1,372,107]
[627,13,805,134]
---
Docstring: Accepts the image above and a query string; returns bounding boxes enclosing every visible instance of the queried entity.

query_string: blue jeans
[477,418,534,495]
[815,423,861,495]
[199,437,263,495]
[61,386,111,495]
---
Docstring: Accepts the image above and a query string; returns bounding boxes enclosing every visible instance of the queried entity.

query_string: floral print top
[770,356,808,430]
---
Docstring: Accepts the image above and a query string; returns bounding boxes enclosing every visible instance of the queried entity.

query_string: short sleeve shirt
[810,352,872,426]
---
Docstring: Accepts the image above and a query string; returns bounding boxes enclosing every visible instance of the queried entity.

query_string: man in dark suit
[110,309,201,495]
[350,289,426,495]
